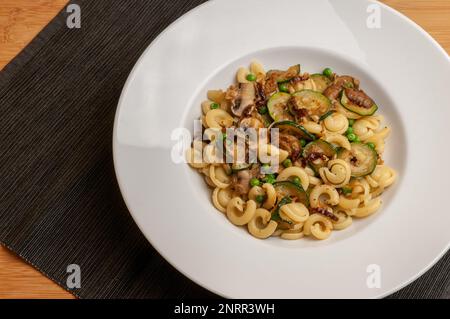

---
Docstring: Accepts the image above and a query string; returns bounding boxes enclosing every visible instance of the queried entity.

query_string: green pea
[323,68,333,78]
[278,83,289,93]
[292,177,301,186]
[255,195,265,203]
[283,158,292,168]
[347,133,356,142]
[210,102,220,110]
[354,136,360,143]
[246,73,257,82]
[348,119,355,126]
[346,127,354,135]
[250,178,261,187]
[300,139,307,147]
[258,106,268,115]
[367,142,376,150]
[341,187,352,195]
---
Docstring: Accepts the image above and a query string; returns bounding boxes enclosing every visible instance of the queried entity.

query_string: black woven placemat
[0,0,448,299]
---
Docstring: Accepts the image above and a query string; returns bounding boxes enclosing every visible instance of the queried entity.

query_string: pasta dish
[187,61,397,240]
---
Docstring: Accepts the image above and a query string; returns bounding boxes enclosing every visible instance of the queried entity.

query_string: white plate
[113,0,450,298]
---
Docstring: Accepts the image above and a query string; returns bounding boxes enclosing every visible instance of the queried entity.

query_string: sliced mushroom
[323,75,359,100]
[278,133,302,161]
[344,88,375,109]
[239,116,264,129]
[230,83,256,117]
[335,75,358,88]
[263,65,300,96]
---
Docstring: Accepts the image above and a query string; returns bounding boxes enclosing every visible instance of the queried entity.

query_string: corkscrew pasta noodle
[247,208,278,239]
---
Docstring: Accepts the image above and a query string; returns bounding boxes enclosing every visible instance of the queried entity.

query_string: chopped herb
[282,158,292,168]
[322,67,333,78]
[258,106,268,115]
[263,174,276,184]
[341,187,352,195]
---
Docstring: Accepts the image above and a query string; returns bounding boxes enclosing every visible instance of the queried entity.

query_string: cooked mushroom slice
[278,133,302,161]
[344,88,375,109]
[231,83,256,117]
[231,166,260,195]
[335,75,359,88]
[264,64,301,96]
[239,116,264,129]
[323,75,359,100]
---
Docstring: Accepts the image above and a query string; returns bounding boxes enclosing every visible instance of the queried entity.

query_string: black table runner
[0,0,448,299]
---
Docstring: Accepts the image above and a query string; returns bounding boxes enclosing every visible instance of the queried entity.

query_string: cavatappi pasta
[188,62,397,241]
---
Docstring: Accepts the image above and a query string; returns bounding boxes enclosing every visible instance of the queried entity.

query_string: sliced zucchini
[341,89,378,116]
[269,120,315,141]
[231,163,252,172]
[310,74,332,93]
[302,140,336,174]
[273,181,309,207]
[267,64,300,83]
[261,113,274,127]
[338,143,377,177]
[319,110,334,122]
[290,90,331,118]
[335,102,361,120]
[267,92,293,121]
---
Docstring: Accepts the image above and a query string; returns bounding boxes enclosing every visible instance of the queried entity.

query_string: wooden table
[0,0,449,299]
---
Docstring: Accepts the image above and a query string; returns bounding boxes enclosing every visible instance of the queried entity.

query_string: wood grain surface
[0,0,449,299]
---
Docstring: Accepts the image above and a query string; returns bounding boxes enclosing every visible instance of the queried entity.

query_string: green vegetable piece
[278,83,289,93]
[250,178,261,187]
[255,195,265,204]
[323,68,333,78]
[263,174,276,184]
[246,73,256,82]
[347,133,356,142]
[283,159,292,168]
[258,106,268,115]
[341,187,352,195]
